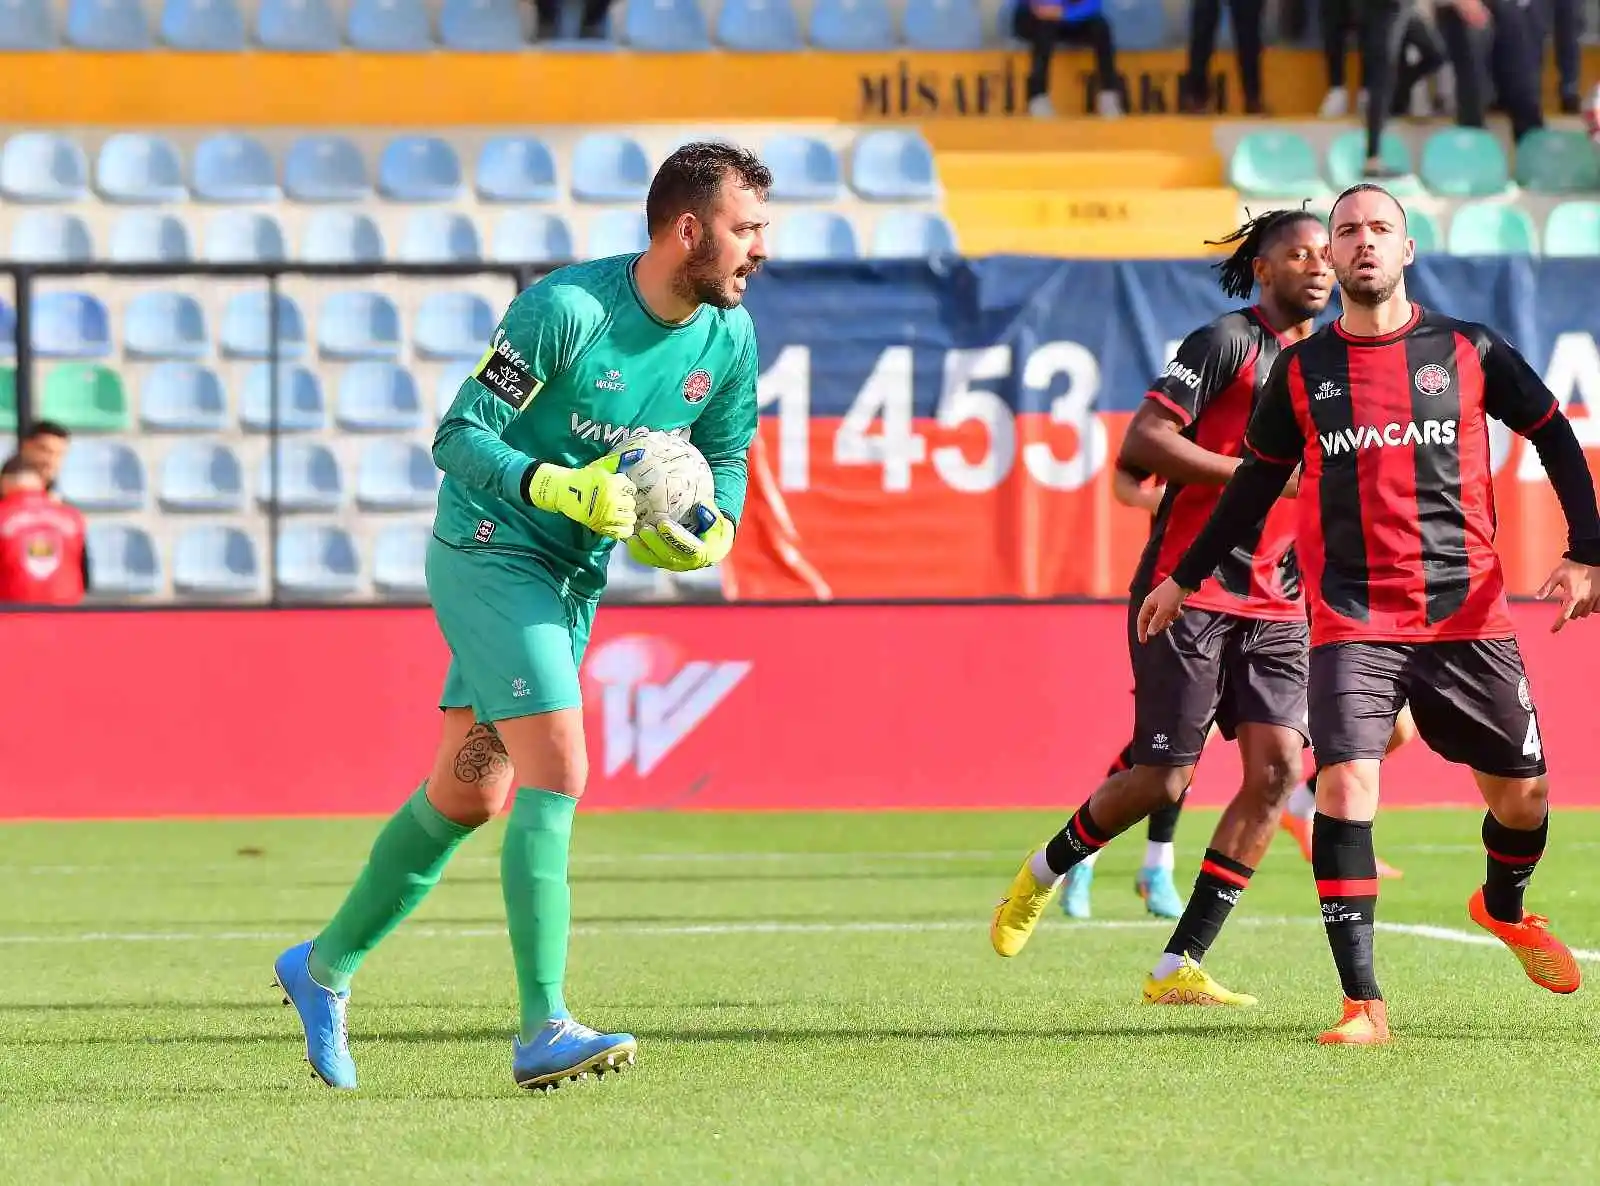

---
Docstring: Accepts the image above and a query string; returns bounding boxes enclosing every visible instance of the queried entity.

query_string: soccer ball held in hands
[622,431,716,530]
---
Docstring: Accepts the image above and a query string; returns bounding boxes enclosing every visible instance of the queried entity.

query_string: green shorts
[427,537,600,723]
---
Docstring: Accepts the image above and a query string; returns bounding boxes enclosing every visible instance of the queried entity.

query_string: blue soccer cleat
[1135,866,1185,920]
[512,1018,638,1091]
[273,940,357,1090]
[1060,862,1094,919]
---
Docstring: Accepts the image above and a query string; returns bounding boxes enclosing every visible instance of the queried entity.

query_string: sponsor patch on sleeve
[473,343,536,409]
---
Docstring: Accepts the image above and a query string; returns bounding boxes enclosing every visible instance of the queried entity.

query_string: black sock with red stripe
[1105,742,1134,780]
[1313,814,1382,1001]
[1162,849,1252,960]
[1043,801,1113,875]
[1148,792,1187,845]
[1482,811,1548,924]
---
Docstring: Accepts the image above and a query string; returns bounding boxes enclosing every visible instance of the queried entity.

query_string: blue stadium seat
[95,133,187,204]
[398,210,481,262]
[259,440,343,511]
[0,302,14,358]
[204,210,287,262]
[284,135,369,202]
[775,210,858,260]
[491,210,574,263]
[378,135,462,202]
[124,292,208,360]
[66,0,150,46]
[905,0,982,48]
[140,362,228,432]
[348,0,432,49]
[850,130,939,200]
[476,136,558,202]
[716,0,801,49]
[604,544,666,601]
[0,132,88,202]
[192,134,279,202]
[276,524,361,598]
[256,0,340,48]
[85,523,161,598]
[240,363,326,431]
[220,291,308,360]
[0,0,58,48]
[56,439,146,511]
[319,291,402,359]
[624,0,709,48]
[435,368,465,420]
[10,211,92,262]
[1102,0,1172,51]
[357,440,439,511]
[415,292,495,359]
[763,134,842,201]
[300,209,385,263]
[809,0,893,49]
[160,0,246,48]
[32,292,111,358]
[108,211,192,262]
[160,440,244,512]
[173,526,260,597]
[337,361,425,431]
[872,209,957,257]
[438,0,521,48]
[585,210,649,258]
[373,522,429,597]
[570,133,651,202]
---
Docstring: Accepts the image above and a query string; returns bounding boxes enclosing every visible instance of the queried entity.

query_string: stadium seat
[240,362,326,431]
[204,210,287,262]
[85,523,161,598]
[716,0,800,49]
[0,368,14,428]
[356,439,439,511]
[372,522,429,597]
[378,135,462,202]
[221,291,308,360]
[0,0,57,49]
[809,0,893,49]
[1446,201,1537,255]
[1229,130,1325,197]
[1420,128,1509,197]
[41,363,128,432]
[160,0,246,48]
[1101,0,1172,51]
[775,210,858,260]
[57,439,146,510]
[0,132,89,202]
[1408,207,1442,254]
[624,0,709,48]
[586,209,649,258]
[95,133,187,204]
[10,211,93,262]
[849,130,939,201]
[192,133,279,202]
[336,361,425,431]
[435,368,464,419]
[108,211,192,262]
[438,0,521,49]
[415,292,496,359]
[32,292,111,358]
[258,440,343,511]
[0,306,14,358]
[319,291,402,359]
[284,135,369,202]
[173,525,260,597]
[139,362,229,432]
[276,524,361,598]
[1325,130,1418,192]
[1514,130,1600,195]
[1543,201,1600,257]
[604,543,666,601]
[124,292,209,360]
[764,135,841,202]
[348,0,432,48]
[160,440,244,512]
[256,0,340,49]
[301,209,385,262]
[65,0,151,47]
[476,136,558,202]
[872,209,957,257]
[490,210,574,263]
[905,0,982,49]
[571,134,650,203]
[398,209,481,262]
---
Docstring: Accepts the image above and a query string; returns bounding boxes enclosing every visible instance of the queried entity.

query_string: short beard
[672,234,736,311]
[1337,269,1401,308]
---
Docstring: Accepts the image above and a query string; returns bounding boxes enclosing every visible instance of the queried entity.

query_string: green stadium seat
[0,366,14,431]
[1446,202,1538,256]
[1228,131,1328,198]
[1325,131,1420,194]
[1542,201,1600,256]
[1408,207,1442,254]
[1514,130,1600,195]
[41,362,129,431]
[1420,128,1510,197]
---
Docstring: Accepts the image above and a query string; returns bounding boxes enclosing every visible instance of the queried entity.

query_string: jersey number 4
[1523,713,1543,763]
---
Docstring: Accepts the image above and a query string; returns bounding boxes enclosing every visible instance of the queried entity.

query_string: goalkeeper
[273,142,768,1092]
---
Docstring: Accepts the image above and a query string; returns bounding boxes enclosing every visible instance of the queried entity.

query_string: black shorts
[1309,638,1546,778]
[1127,599,1310,767]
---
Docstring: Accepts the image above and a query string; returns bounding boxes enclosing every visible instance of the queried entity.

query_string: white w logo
[599,661,751,776]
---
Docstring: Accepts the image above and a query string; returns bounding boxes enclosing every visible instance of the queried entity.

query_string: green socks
[501,787,578,1041]
[308,784,474,992]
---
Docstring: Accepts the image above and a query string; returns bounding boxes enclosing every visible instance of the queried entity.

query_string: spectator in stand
[1435,0,1544,146]
[0,456,88,605]
[1540,0,1583,114]
[1014,0,1125,119]
[1181,0,1266,114]
[530,0,613,39]
[1318,0,1447,121]
[17,420,70,497]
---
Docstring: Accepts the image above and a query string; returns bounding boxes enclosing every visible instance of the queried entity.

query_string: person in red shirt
[0,455,88,605]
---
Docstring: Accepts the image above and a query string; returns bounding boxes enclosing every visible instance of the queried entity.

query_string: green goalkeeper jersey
[431,253,760,596]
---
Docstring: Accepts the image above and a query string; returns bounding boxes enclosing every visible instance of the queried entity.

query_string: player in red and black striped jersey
[1142,184,1600,1044]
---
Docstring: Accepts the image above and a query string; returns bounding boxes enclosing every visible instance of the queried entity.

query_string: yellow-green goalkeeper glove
[626,503,735,572]
[524,448,642,540]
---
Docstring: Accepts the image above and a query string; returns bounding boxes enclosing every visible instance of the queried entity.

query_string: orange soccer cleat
[1316,998,1391,1046]
[1468,888,1583,995]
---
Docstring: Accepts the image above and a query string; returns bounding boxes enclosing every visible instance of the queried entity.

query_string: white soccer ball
[626,430,715,529]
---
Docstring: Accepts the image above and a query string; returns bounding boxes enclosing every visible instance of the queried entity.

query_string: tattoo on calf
[454,723,510,786]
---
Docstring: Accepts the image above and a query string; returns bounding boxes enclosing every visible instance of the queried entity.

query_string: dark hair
[1206,207,1324,299]
[24,419,70,441]
[1,453,37,478]
[645,141,772,237]
[1331,182,1408,231]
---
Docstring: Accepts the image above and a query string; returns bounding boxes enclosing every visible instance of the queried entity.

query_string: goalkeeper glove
[524,447,642,540]
[626,503,735,572]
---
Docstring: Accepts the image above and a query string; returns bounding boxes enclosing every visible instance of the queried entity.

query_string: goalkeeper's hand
[626,503,735,572]
[524,447,642,540]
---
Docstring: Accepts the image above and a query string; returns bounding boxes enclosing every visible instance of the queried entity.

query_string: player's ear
[674,211,700,251]
[1402,236,1416,267]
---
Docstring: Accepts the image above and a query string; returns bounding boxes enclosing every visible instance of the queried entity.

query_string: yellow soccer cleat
[990,847,1060,957]
[1141,955,1259,1007]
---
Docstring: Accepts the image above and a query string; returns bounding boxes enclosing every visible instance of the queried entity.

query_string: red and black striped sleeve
[1243,347,1306,465]
[1144,317,1253,426]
